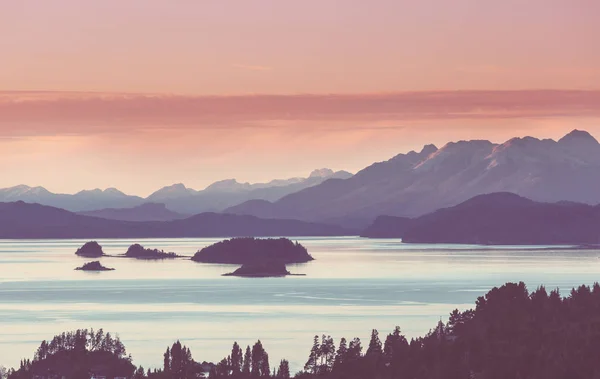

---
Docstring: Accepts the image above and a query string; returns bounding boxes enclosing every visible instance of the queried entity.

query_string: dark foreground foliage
[6,282,600,379]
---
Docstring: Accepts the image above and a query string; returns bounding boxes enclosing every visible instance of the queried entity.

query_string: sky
[1,0,599,196]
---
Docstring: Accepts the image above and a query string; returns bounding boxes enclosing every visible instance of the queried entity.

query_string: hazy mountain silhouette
[146,169,352,214]
[361,192,600,245]
[0,201,352,239]
[0,186,144,212]
[227,130,600,228]
[79,202,187,221]
[0,169,352,214]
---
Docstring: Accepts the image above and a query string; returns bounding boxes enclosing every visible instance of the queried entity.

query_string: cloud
[1,90,599,138]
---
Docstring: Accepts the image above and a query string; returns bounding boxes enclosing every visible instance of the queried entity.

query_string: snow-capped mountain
[225,130,600,228]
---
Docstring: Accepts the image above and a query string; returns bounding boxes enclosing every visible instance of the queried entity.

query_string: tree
[347,338,362,361]
[133,366,145,379]
[231,342,243,375]
[251,340,269,377]
[319,335,335,372]
[366,329,382,356]
[260,352,270,378]
[215,358,229,377]
[304,335,320,375]
[242,345,252,375]
[276,360,290,379]
[383,326,408,362]
[333,337,348,368]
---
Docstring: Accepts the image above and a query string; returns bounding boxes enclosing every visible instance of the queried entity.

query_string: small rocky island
[191,237,314,264]
[223,262,302,278]
[75,241,105,258]
[75,261,114,271]
[123,244,180,259]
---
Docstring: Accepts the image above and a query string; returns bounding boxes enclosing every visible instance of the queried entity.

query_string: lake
[1,237,599,372]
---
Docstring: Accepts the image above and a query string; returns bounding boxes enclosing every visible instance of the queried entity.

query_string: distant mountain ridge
[142,168,352,214]
[226,130,600,228]
[361,192,600,245]
[0,168,352,214]
[79,203,187,222]
[0,185,144,212]
[0,201,352,239]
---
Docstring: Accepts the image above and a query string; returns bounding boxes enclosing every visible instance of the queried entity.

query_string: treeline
[6,329,133,379]
[6,282,600,379]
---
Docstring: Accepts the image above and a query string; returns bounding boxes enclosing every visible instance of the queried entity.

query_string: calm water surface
[1,237,599,371]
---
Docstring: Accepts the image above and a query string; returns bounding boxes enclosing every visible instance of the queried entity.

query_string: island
[75,241,105,258]
[223,262,302,277]
[123,243,180,259]
[191,237,314,264]
[75,261,114,271]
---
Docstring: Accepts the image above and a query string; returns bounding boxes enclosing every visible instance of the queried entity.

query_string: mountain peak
[147,183,197,200]
[420,144,438,156]
[309,168,335,178]
[2,185,50,196]
[165,183,188,191]
[104,187,125,195]
[558,129,599,145]
[205,179,251,192]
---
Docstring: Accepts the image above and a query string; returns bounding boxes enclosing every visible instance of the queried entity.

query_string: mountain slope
[147,169,353,214]
[362,193,600,245]
[227,130,600,228]
[0,186,144,212]
[0,169,352,214]
[0,201,352,239]
[78,203,187,222]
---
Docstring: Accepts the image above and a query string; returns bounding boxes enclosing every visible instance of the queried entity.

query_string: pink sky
[1,1,599,195]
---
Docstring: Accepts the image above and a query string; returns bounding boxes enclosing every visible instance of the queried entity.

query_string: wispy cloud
[231,64,272,71]
[1,90,599,138]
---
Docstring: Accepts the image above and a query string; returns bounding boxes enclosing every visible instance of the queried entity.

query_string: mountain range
[0,201,351,239]
[226,130,600,228]
[0,168,352,214]
[4,129,600,230]
[79,203,187,222]
[146,169,352,214]
[361,192,600,245]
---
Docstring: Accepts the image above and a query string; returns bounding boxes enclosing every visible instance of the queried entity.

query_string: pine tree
[319,335,336,371]
[259,351,270,378]
[384,326,407,362]
[347,338,362,361]
[164,347,171,372]
[334,337,348,367]
[171,341,183,377]
[133,366,145,379]
[242,345,252,375]
[251,340,268,377]
[366,329,382,355]
[277,359,290,379]
[231,342,243,375]
[304,335,320,375]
